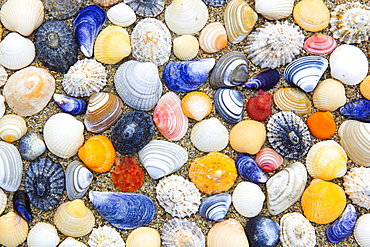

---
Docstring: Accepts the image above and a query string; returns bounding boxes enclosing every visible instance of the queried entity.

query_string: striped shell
[312,78,346,111]
[27,222,60,247]
[207,219,249,247]
[126,227,161,247]
[255,0,294,20]
[181,91,212,121]
[255,148,283,172]
[214,88,244,123]
[107,3,136,27]
[0,115,27,143]
[199,22,227,53]
[173,35,199,61]
[230,120,266,154]
[304,33,337,55]
[273,88,312,116]
[232,181,265,217]
[343,167,370,210]
[65,161,93,200]
[191,118,228,152]
[293,0,330,32]
[326,204,357,244]
[280,213,316,247]
[0,141,23,192]
[199,193,231,222]
[0,212,28,247]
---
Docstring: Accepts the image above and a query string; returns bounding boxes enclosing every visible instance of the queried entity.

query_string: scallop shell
[293,0,330,32]
[199,193,231,222]
[44,0,82,20]
[18,132,46,161]
[280,213,316,247]
[255,0,294,20]
[360,75,370,100]
[59,238,87,247]
[273,88,312,116]
[131,18,171,66]
[156,175,201,218]
[267,162,307,215]
[354,214,370,247]
[173,35,199,61]
[0,188,6,215]
[214,88,244,123]
[190,118,228,152]
[303,33,337,55]
[3,66,55,117]
[326,204,357,244]
[43,113,84,158]
[255,148,283,172]
[93,0,119,7]
[245,216,280,247]
[224,0,258,44]
[181,91,212,121]
[65,161,93,200]
[0,212,28,247]
[0,66,7,87]
[0,0,44,36]
[330,44,368,85]
[0,115,27,143]
[27,223,60,247]
[107,3,136,27]
[0,141,22,192]
[88,225,125,247]
[54,93,87,115]
[139,140,188,179]
[207,218,249,247]
[0,95,4,119]
[124,0,165,17]
[126,227,161,247]
[112,156,145,192]
[199,22,227,53]
[312,78,346,111]
[232,181,265,217]
[306,111,336,139]
[343,167,370,209]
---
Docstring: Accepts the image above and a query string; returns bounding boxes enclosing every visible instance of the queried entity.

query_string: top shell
[124,0,165,17]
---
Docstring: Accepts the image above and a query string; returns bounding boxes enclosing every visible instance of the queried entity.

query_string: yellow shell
[273,88,312,116]
[293,0,330,32]
[0,211,28,247]
[312,78,347,111]
[181,91,212,121]
[207,219,249,247]
[229,120,266,154]
[301,178,346,224]
[94,26,131,65]
[173,35,199,60]
[360,75,370,100]
[126,227,161,247]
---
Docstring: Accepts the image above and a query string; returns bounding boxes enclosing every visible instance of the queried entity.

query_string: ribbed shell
[43,0,82,20]
[65,161,93,200]
[0,212,28,247]
[88,225,125,247]
[354,214,370,247]
[303,34,337,55]
[273,88,312,116]
[232,181,265,217]
[173,35,199,61]
[107,3,136,27]
[255,148,283,172]
[199,22,227,53]
[0,95,4,119]
[312,78,346,111]
[27,222,60,247]
[199,193,231,222]
[0,188,6,215]
[0,115,27,143]
[360,75,370,100]
[230,120,266,154]
[293,0,330,32]
[126,227,161,247]
[343,167,370,210]
[255,0,294,20]
[306,111,336,139]
[280,213,316,247]
[59,237,87,247]
[181,91,212,121]
[124,0,165,17]
[207,219,249,247]
[0,141,22,192]
[191,118,228,152]
[0,66,7,87]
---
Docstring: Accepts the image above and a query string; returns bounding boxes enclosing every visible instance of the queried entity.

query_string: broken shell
[0,115,27,143]
[88,225,125,247]
[107,3,136,27]
[232,181,265,217]
[181,91,212,121]
[230,119,266,154]
[126,227,161,247]
[255,148,283,172]
[18,132,46,161]
[343,167,370,210]
[191,118,228,152]
[293,0,330,32]
[199,193,231,222]
[65,161,93,200]
[255,0,294,20]
[27,222,60,247]
[0,212,28,247]
[173,35,199,61]
[273,88,312,116]
[280,212,316,247]
[312,78,346,111]
[0,141,22,192]
[199,22,227,53]
[207,219,249,247]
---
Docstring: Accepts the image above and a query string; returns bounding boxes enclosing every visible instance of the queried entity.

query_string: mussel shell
[243,69,280,91]
[53,93,87,115]
[235,154,267,183]
[326,204,357,243]
[340,98,370,122]
[245,216,280,247]
[199,193,231,222]
[18,132,46,161]
[13,190,32,222]
[65,161,93,200]
[214,88,244,123]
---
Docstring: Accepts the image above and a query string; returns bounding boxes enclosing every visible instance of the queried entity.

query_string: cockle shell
[43,0,83,20]
[280,213,316,247]
[181,91,212,121]
[199,193,231,222]
[43,113,84,158]
[214,88,244,123]
[139,140,188,179]
[354,214,370,247]
[255,148,283,172]
[0,115,27,143]
[124,0,165,17]
[18,132,46,161]
[0,66,7,87]
[207,219,249,247]
[360,75,370,100]
[0,188,6,215]
[107,3,136,27]
[245,216,280,247]
[230,119,266,154]
[293,0,330,32]
[27,223,60,247]
[199,22,227,53]
[306,111,336,139]
[246,90,272,122]
[327,204,357,244]
[65,161,93,200]
[173,35,199,61]
[88,225,125,247]
[273,88,312,116]
[0,212,28,247]
[59,237,87,247]
[304,33,337,55]
[343,167,370,209]
[112,156,145,192]
[232,181,265,217]
[255,0,294,20]
[243,69,280,91]
[312,78,346,111]
[126,227,161,247]
[13,190,32,222]
[0,141,22,192]
[236,154,267,183]
[53,93,87,115]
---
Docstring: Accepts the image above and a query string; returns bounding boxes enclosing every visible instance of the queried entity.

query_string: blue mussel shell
[53,93,87,115]
[326,204,357,243]
[13,190,32,222]
[243,69,280,91]
[245,216,280,247]
[236,154,267,183]
[340,98,370,122]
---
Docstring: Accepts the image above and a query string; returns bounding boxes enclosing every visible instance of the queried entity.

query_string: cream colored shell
[312,78,346,111]
[0,212,29,247]
[107,3,136,27]
[199,22,227,53]
[0,188,6,215]
[206,219,249,247]
[232,181,265,217]
[59,237,87,247]
[0,114,27,143]
[343,167,370,210]
[273,88,312,116]
[191,118,228,152]
[173,35,199,60]
[354,214,370,247]
[0,95,4,119]
[280,212,316,247]
[126,227,161,247]
[293,0,330,32]
[229,120,266,154]
[27,222,60,247]
[0,65,8,87]
[255,0,294,20]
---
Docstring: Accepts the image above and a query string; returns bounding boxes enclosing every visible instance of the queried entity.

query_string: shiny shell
[245,216,280,247]
[303,33,337,55]
[13,190,32,222]
[214,88,244,123]
[360,75,370,100]
[0,115,27,143]
[93,0,119,7]
[173,35,199,61]
[65,161,93,200]
[255,148,283,172]
[199,193,231,222]
[273,88,312,116]
[293,0,330,32]
[235,154,267,183]
[327,204,357,244]
[181,91,212,121]
[112,156,145,192]
[229,120,266,154]
[255,0,294,20]
[0,212,28,247]
[280,212,316,247]
[126,227,161,247]
[243,69,280,91]
[107,3,136,27]
[340,98,370,122]
[343,167,370,209]
[207,218,249,247]
[59,237,87,247]
[54,93,87,115]
[199,22,227,53]
[88,225,125,247]
[232,181,265,217]
[246,90,272,122]
[124,0,165,17]
[44,0,82,20]
[312,78,346,111]
[18,132,46,161]
[27,222,60,247]
[0,188,6,215]
[354,214,370,247]
[0,141,22,192]
[306,111,336,139]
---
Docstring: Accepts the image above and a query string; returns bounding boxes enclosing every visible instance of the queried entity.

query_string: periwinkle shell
[243,69,280,91]
[245,216,280,247]
[18,132,46,161]
[236,154,267,183]
[326,204,357,243]
[340,98,370,122]
[199,193,231,222]
[13,190,32,222]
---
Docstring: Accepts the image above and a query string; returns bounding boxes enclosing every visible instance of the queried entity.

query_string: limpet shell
[293,0,330,32]
[126,227,161,247]
[255,0,294,20]
[88,225,125,247]
[343,167,370,210]
[280,212,316,247]
[107,3,136,27]
[0,141,23,192]
[354,214,370,247]
[312,78,346,111]
[232,181,265,217]
[173,35,199,61]
[0,115,27,143]
[181,91,212,121]
[199,22,227,53]
[229,120,266,154]
[207,218,249,247]
[0,212,28,247]
[124,0,165,17]
[27,222,60,247]
[246,90,272,122]
[273,88,312,116]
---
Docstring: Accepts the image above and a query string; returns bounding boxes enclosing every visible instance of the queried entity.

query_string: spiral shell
[27,222,60,247]
[191,118,228,152]
[173,35,199,61]
[0,212,28,247]
[232,181,265,217]
[199,22,227,53]
[207,219,249,247]
[107,3,136,27]
[126,227,161,247]
[255,0,294,20]
[0,115,27,143]
[273,88,312,116]
[181,91,212,121]
[280,213,316,247]
[230,120,266,154]
[0,141,22,192]
[293,0,330,32]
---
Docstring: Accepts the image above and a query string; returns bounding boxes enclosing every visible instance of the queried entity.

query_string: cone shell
[207,219,249,247]
[181,91,212,121]
[229,120,266,154]
[107,3,136,27]
[293,0,330,32]
[343,167,370,210]
[126,227,161,247]
[191,118,228,152]
[173,35,199,61]
[255,0,294,20]
[0,188,6,215]
[0,115,27,143]
[360,75,370,100]
[199,22,227,53]
[280,212,316,247]
[0,212,28,247]
[301,179,346,224]
[255,148,283,172]
[54,199,95,237]
[232,181,265,217]
[27,222,60,247]
[0,141,23,192]
[312,78,346,111]
[306,112,336,139]
[304,33,337,55]
[273,88,312,116]
[354,214,370,247]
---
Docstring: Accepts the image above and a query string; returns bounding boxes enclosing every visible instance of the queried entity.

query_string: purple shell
[235,154,267,183]
[53,93,87,115]
[340,98,370,122]
[243,69,280,91]
[326,204,357,243]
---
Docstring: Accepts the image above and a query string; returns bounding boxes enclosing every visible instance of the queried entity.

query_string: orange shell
[229,120,266,154]
[181,92,212,121]
[306,112,336,139]
[78,135,116,173]
[189,152,237,194]
[360,75,370,100]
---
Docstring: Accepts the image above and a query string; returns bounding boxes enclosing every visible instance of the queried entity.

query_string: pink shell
[153,92,188,141]
[303,34,337,55]
[255,148,283,172]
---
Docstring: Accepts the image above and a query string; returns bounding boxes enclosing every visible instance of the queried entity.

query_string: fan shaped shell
[303,33,337,55]
[306,111,336,139]
[343,167,370,209]
[0,115,27,143]
[280,212,316,247]
[293,0,330,32]
[191,118,228,152]
[354,214,370,247]
[181,91,212,121]
[0,188,6,215]
[107,3,136,27]
[312,78,346,111]
[59,237,87,247]
[214,88,244,123]
[173,35,199,61]
[199,22,227,53]
[230,120,266,154]
[0,141,22,192]
[44,0,82,20]
[27,222,60,247]
[65,161,93,200]
[207,219,249,247]
[232,181,265,217]
[255,0,294,20]
[93,0,119,7]
[0,212,28,247]
[112,156,145,192]
[361,75,370,100]
[0,95,4,119]
[255,148,283,172]
[273,87,312,116]
[126,227,161,247]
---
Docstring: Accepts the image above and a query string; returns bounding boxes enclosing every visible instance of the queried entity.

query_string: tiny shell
[306,111,336,139]
[199,193,231,222]
[207,219,249,247]
[312,78,346,111]
[293,0,330,32]
[0,115,27,143]
[0,212,28,247]
[304,33,337,55]
[255,0,294,20]
[199,22,227,53]
[273,88,312,116]
[107,3,136,27]
[360,75,370,100]
[0,188,6,215]
[53,93,87,115]
[126,227,161,247]
[173,35,199,61]
[232,181,265,217]
[181,91,212,121]
[236,154,267,183]
[343,167,370,210]
[214,88,244,123]
[327,204,357,244]
[191,118,228,152]
[18,132,46,161]
[124,0,165,17]
[229,120,266,154]
[27,222,60,247]
[65,161,93,200]
[0,141,23,192]
[112,156,145,192]
[59,237,87,247]
[354,214,370,247]
[88,225,125,247]
[280,213,316,247]
[255,148,283,172]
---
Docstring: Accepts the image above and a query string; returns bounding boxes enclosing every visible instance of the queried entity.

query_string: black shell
[44,0,83,20]
[24,157,65,211]
[124,0,165,17]
[13,190,32,222]
[245,216,280,247]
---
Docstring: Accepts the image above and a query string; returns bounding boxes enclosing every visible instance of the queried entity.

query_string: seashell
[190,118,228,152]
[232,181,265,217]
[255,0,294,20]
[207,219,249,247]
[267,162,307,215]
[54,199,95,237]
[306,111,336,139]
[235,154,268,183]
[229,120,266,154]
[65,161,93,200]
[163,58,215,92]
[164,0,208,35]
[84,92,123,133]
[255,148,283,172]
[156,175,201,218]
[78,135,116,173]
[202,0,227,6]
[312,78,346,111]
[245,21,304,69]
[354,214,370,247]
[340,99,370,122]
[360,75,370,100]
[0,95,4,119]
[330,44,368,85]
[214,88,244,123]
[0,141,22,192]
[44,0,82,20]
[243,69,280,91]
[327,204,357,243]
[126,227,161,247]
[343,167,370,209]
[111,110,155,154]
[53,93,87,115]
[224,0,257,44]
[107,3,136,27]
[0,32,35,70]
[301,178,346,224]
[303,33,337,55]
[112,156,145,192]
[139,140,188,180]
[27,222,60,247]
[199,22,227,53]
[245,216,280,247]
[43,113,84,158]
[199,193,231,222]
[0,66,7,88]
[330,2,370,44]
[189,152,237,194]
[93,0,119,7]
[59,237,87,247]
[246,90,272,122]
[305,140,347,180]
[124,0,165,17]
[338,120,370,167]
[273,88,312,116]
[131,18,171,66]
[267,111,311,159]
[280,212,316,247]
[293,0,330,32]
[114,60,162,111]
[35,20,78,73]
[284,55,328,92]
[209,51,249,89]
[181,91,212,121]
[13,190,32,222]
[88,225,125,247]
[0,115,27,143]
[153,92,188,141]
[89,191,155,230]
[0,188,6,215]
[73,5,106,57]
[94,25,131,65]
[0,212,28,247]
[173,35,199,61]
[3,66,55,117]
[161,218,205,247]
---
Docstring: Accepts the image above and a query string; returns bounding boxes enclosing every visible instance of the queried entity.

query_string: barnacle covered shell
[27,222,60,247]
[207,219,249,247]
[126,227,161,247]
[0,212,28,247]
[343,167,370,210]
[0,115,27,143]
[293,0,330,32]
[280,212,316,247]
[230,119,266,154]
[65,161,93,200]
[354,214,370,247]
[232,181,265,217]
[312,78,346,111]
[191,118,228,152]
[107,3,136,27]
[0,141,22,192]
[199,193,231,222]
[124,0,165,17]
[88,225,125,247]
[18,132,46,161]
[181,91,212,121]
[173,35,199,61]
[255,0,294,20]
[199,22,227,53]
[273,88,312,116]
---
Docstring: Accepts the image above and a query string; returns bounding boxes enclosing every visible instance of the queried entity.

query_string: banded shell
[280,213,316,247]
[246,90,272,122]
[107,3,136,27]
[19,132,46,161]
[181,91,212,121]
[0,141,22,192]
[255,0,294,20]
[214,88,244,123]
[199,22,227,53]
[245,216,280,247]
[93,0,119,7]
[53,93,87,115]
[327,204,357,244]
[65,161,93,200]
[207,218,249,247]
[44,0,82,20]
[273,88,312,116]
[304,33,337,55]
[59,237,87,247]
[27,222,60,247]
[88,225,125,247]
[156,175,201,218]
[230,119,266,154]
[0,115,27,143]
[139,140,188,179]
[173,35,199,61]
[343,167,370,209]
[202,0,227,6]
[224,0,258,44]
[13,190,32,222]
[255,148,283,172]
[112,156,145,192]
[306,111,336,139]
[232,181,265,217]
[126,227,161,247]
[124,0,165,17]
[312,78,346,111]
[293,0,330,32]
[243,69,280,91]
[0,212,28,247]
[354,214,370,247]
[235,154,267,183]
[360,75,370,100]
[0,188,6,215]
[199,193,231,222]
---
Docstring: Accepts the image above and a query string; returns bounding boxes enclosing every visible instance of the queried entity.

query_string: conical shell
[173,35,199,61]
[0,212,28,247]
[0,115,27,143]
[312,78,346,111]
[255,0,294,20]
[59,237,87,247]
[207,219,249,247]
[199,22,227,53]
[232,181,265,217]
[0,141,23,192]
[360,75,370,100]
[229,120,266,154]
[27,222,60,247]
[191,118,228,152]
[280,213,316,247]
[273,88,312,116]
[181,91,212,121]
[354,214,370,247]
[0,188,6,215]
[107,3,136,27]
[293,0,330,32]
[127,227,161,247]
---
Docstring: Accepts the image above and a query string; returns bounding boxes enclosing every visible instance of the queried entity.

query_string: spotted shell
[88,225,125,247]
[293,0,330,32]
[0,115,27,143]
[255,148,283,172]
[126,227,161,247]
[181,91,212,121]
[0,212,28,247]
[255,0,294,20]
[207,219,249,247]
[360,75,370,100]
[343,167,370,210]
[232,181,265,217]
[199,22,227,53]
[273,88,312,116]
[173,35,199,61]
[280,213,316,247]
[312,78,346,111]
[0,188,6,215]
[107,3,136,27]
[229,120,266,154]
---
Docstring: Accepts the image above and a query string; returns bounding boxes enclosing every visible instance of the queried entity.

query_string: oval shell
[0,66,7,87]
[214,88,244,123]
[27,222,60,247]
[207,219,249,247]
[354,214,370,247]
[173,35,199,61]
[312,78,346,111]
[229,120,266,154]
[255,0,294,20]
[306,112,336,139]
[191,118,228,152]
[181,91,212,121]
[360,75,370,100]
[255,148,283,172]
[245,216,280,247]
[93,0,119,7]
[199,22,227,53]
[304,33,337,55]
[66,161,93,200]
[232,181,265,217]
[0,212,28,247]
[293,0,330,32]
[107,3,136,27]
[273,88,312,116]
[0,115,27,143]
[326,204,357,244]
[59,237,87,247]
[199,193,231,222]
[0,141,23,192]
[280,213,316,247]
[112,156,145,192]
[43,0,82,20]
[126,227,161,247]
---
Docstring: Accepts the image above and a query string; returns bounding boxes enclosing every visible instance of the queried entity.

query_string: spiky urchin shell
[330,2,370,44]
[244,21,304,69]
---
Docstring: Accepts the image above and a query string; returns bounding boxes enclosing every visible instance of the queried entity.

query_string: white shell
[0,95,5,119]
[343,167,370,210]
[66,161,93,200]
[354,214,370,247]
[88,225,125,247]
[126,227,161,247]
[255,0,294,20]
[232,181,265,217]
[0,114,27,143]
[330,44,368,85]
[27,222,60,247]
[43,113,84,158]
[107,3,136,27]
[0,141,22,192]
[190,118,228,152]
[0,32,35,70]
[280,212,316,247]
[0,188,6,215]
[173,35,199,60]
[0,66,8,87]
[59,237,87,247]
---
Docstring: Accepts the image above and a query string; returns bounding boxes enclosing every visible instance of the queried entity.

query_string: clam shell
[360,75,370,100]
[0,212,28,247]
[93,0,119,7]
[243,69,280,91]
[255,148,283,172]
[88,225,125,247]
[107,3,136,27]
[181,91,212,121]
[53,93,87,115]
[230,119,266,154]
[112,156,145,192]
[0,141,22,192]
[173,35,199,61]
[65,161,93,200]
[280,213,316,247]
[0,115,27,143]
[312,78,346,111]
[273,88,312,116]
[207,219,249,247]
[245,216,280,247]
[293,0,330,32]
[255,0,294,20]
[18,132,46,161]
[340,98,370,122]
[214,88,244,123]
[124,0,165,17]
[327,204,357,244]
[235,154,268,183]
[232,181,265,217]
[27,222,60,247]
[199,193,231,222]
[13,190,32,222]
[44,0,82,20]
[0,66,7,87]
[0,188,6,215]
[59,237,87,247]
[306,111,336,139]
[343,167,370,209]
[199,22,227,53]
[126,227,161,247]
[354,214,370,247]
[303,33,337,55]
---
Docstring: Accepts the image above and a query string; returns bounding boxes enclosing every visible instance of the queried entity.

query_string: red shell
[303,34,337,55]
[246,90,272,121]
[111,156,145,192]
